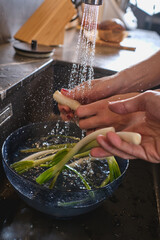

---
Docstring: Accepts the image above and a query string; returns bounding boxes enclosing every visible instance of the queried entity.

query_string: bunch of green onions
[11,127,121,189]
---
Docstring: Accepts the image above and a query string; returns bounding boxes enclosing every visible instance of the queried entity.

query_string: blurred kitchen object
[82,0,103,5]
[13,40,55,58]
[130,0,160,35]
[65,0,82,29]
[14,0,76,46]
[98,0,137,30]
[0,0,44,44]
[130,0,160,16]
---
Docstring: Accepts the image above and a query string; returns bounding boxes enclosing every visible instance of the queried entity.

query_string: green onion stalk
[36,127,121,187]
[11,127,122,190]
[20,142,77,153]
[11,149,59,174]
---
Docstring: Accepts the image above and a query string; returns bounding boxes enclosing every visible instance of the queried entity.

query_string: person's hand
[91,90,160,163]
[58,50,160,121]
[58,74,122,121]
[75,92,140,133]
[60,75,120,103]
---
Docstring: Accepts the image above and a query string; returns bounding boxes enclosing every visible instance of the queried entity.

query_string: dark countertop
[0,42,53,102]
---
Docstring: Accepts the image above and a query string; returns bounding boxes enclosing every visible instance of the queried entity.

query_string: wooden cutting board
[96,39,136,51]
[14,0,76,46]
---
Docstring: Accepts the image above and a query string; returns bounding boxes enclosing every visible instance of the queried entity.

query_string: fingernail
[61,88,69,93]
[67,114,72,120]
[108,101,118,105]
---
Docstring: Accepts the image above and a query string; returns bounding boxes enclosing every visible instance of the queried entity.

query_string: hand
[91,90,160,163]
[76,92,141,133]
[58,50,160,121]
[58,75,122,121]
[58,104,74,121]
[60,75,121,103]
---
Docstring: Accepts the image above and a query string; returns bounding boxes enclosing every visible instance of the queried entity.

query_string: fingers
[58,102,98,127]
[58,104,74,121]
[106,132,146,159]
[61,88,73,98]
[61,88,84,103]
[58,104,71,114]
[61,79,107,104]
[90,147,135,159]
[108,91,160,115]
[90,147,111,158]
[76,103,102,130]
[91,132,146,160]
[79,115,107,130]
[108,93,148,114]
[61,83,92,103]
[76,103,97,118]
[60,112,74,121]
[96,134,137,159]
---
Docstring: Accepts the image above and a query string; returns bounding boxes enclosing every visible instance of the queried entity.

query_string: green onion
[107,156,121,182]
[100,174,110,187]
[11,149,58,174]
[65,165,91,190]
[36,127,115,185]
[99,157,121,187]
[36,150,91,185]
[20,142,76,153]
[12,127,124,191]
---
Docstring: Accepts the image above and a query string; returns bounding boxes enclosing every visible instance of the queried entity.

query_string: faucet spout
[82,0,103,5]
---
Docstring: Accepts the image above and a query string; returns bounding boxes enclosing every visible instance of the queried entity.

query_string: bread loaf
[98,18,127,43]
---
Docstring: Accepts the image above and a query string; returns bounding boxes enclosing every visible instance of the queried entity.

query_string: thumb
[108,93,147,115]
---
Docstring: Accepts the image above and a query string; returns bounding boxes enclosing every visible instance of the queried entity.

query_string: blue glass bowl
[2,121,129,219]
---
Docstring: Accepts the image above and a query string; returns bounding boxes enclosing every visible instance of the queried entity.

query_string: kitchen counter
[0,28,160,240]
[55,28,160,71]
[0,43,53,101]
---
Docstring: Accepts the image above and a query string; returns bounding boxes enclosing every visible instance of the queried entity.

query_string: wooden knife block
[14,0,76,46]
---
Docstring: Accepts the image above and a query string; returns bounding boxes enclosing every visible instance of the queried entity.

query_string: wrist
[110,70,130,95]
[114,67,148,94]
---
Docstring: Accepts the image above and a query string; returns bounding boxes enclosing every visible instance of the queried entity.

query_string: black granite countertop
[0,42,53,102]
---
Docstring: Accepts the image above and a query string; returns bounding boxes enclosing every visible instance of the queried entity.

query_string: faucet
[72,0,103,7]
[82,0,103,5]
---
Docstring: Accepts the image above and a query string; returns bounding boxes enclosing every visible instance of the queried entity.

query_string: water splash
[55,5,99,137]
[69,4,99,94]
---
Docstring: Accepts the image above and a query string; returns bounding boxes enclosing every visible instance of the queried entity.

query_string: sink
[0,60,116,159]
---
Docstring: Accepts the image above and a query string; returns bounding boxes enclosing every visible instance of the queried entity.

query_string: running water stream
[69,4,99,93]
[62,4,100,137]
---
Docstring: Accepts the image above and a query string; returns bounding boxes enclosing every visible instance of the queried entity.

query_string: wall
[0,0,43,44]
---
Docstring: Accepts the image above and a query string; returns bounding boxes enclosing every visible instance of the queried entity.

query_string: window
[130,0,160,15]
